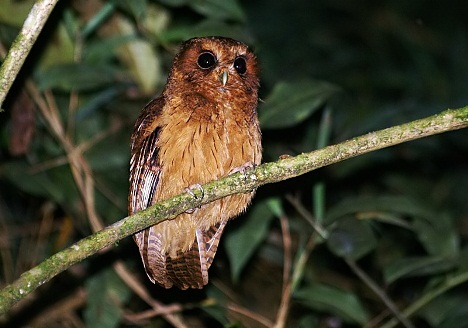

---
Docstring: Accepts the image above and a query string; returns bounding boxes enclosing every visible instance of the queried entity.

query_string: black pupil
[234,57,247,74]
[198,52,216,69]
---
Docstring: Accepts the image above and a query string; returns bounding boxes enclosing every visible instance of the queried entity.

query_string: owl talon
[184,183,204,199]
[184,184,204,213]
[229,161,255,179]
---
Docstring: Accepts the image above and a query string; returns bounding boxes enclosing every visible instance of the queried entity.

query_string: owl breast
[151,94,261,257]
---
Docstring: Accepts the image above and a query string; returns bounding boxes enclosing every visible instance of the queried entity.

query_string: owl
[128,36,262,289]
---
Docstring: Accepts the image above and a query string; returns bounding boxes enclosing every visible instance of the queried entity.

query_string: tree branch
[0,0,59,108]
[0,106,467,314]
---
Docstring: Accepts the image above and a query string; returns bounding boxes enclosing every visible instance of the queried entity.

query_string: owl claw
[229,161,255,179]
[184,184,204,213]
[184,183,204,199]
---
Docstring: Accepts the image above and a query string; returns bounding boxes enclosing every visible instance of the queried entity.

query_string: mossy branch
[0,106,467,314]
[0,0,59,108]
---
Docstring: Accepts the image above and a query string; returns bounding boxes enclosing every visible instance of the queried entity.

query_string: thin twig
[274,215,292,328]
[345,258,414,328]
[114,262,188,328]
[290,236,316,292]
[285,194,328,239]
[381,270,468,328]
[124,303,184,323]
[29,288,87,326]
[365,309,392,328]
[227,302,274,328]
[280,216,292,284]
[285,195,320,292]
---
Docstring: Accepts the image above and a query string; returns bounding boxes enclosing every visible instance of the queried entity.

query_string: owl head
[165,36,260,99]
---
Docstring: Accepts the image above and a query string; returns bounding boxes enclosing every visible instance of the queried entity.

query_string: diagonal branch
[0,106,467,314]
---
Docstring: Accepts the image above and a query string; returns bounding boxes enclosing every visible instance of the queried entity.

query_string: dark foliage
[1,0,467,327]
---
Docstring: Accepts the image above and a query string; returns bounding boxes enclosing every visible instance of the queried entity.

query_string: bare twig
[227,302,274,328]
[274,215,293,328]
[114,263,188,328]
[285,194,320,291]
[285,194,328,239]
[381,270,468,328]
[345,258,414,328]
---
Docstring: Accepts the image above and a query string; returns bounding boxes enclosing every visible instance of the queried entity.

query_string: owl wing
[129,97,229,289]
[129,97,175,288]
[129,97,164,215]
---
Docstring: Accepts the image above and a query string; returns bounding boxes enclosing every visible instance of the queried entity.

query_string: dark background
[1,0,467,327]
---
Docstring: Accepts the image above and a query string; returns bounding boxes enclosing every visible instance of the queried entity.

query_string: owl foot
[185,183,204,199]
[229,161,255,180]
[184,184,204,213]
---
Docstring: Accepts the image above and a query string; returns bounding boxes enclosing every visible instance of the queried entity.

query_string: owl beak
[219,69,229,86]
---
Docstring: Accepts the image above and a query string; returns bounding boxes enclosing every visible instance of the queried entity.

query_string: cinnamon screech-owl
[128,36,262,289]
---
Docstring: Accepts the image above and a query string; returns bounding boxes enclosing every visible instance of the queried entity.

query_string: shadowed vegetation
[1,0,467,327]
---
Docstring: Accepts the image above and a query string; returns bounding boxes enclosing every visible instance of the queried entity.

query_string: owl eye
[234,57,247,74]
[197,52,216,69]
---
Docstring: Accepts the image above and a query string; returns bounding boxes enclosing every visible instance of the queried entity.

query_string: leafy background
[1,0,467,327]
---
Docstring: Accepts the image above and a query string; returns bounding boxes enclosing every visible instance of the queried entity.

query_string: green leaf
[157,0,189,6]
[0,0,35,27]
[85,135,130,171]
[113,0,147,20]
[384,256,457,284]
[203,286,229,325]
[84,35,137,64]
[2,160,79,205]
[36,63,117,91]
[325,195,435,226]
[160,19,251,43]
[75,87,121,120]
[413,213,459,257]
[189,0,246,22]
[36,23,75,70]
[325,193,459,258]
[224,199,275,282]
[115,17,161,94]
[266,197,284,217]
[259,79,339,129]
[313,182,326,224]
[297,315,320,328]
[81,3,116,38]
[437,304,468,328]
[84,268,131,328]
[295,283,369,324]
[419,294,468,327]
[327,217,377,260]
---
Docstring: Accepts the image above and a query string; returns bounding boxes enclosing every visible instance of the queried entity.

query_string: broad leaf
[327,217,377,260]
[413,213,459,257]
[259,79,339,129]
[190,0,246,22]
[384,256,457,284]
[295,283,369,325]
[84,268,131,328]
[224,198,276,282]
[420,293,468,327]
[36,63,117,91]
